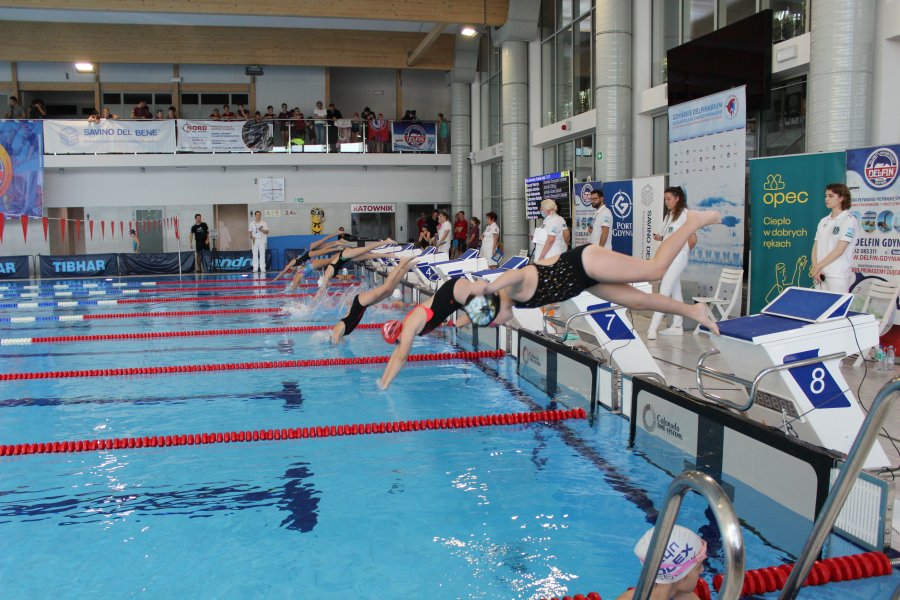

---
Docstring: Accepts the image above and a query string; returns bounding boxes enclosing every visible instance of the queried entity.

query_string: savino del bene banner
[748,152,845,312]
[0,120,43,218]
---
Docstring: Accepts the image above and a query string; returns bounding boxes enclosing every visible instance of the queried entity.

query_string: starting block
[697,287,888,468]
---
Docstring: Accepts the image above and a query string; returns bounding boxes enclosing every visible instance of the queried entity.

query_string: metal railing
[633,470,745,600]
[695,348,846,411]
[779,377,900,599]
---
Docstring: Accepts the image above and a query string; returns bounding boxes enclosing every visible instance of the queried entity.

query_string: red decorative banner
[59,218,66,242]
[109,221,114,238]
[120,221,124,238]
[100,221,106,239]
[174,216,179,239]
[42,216,49,242]
[20,214,28,242]
[0,212,4,243]
[89,220,94,240]
[75,219,82,241]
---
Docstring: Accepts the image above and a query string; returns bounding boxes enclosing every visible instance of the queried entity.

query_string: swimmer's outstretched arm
[273,258,297,281]
[377,308,428,390]
[310,232,341,250]
[358,256,417,307]
[341,238,396,261]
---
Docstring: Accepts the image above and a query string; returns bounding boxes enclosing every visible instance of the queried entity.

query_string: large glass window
[541,0,594,126]
[542,135,594,182]
[479,33,502,147]
[651,0,680,86]
[765,0,807,43]
[719,0,756,25]
[652,114,669,174]
[573,17,593,116]
[760,76,806,157]
[685,0,715,40]
[555,27,574,121]
[481,162,502,223]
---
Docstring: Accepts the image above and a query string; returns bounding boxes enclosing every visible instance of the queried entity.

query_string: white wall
[178,64,251,84]
[330,67,397,118]
[253,66,326,116]
[400,69,450,120]
[100,64,173,84]
[16,62,96,85]
[871,0,900,145]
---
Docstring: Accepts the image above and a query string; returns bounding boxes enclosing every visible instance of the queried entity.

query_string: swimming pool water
[0,275,897,599]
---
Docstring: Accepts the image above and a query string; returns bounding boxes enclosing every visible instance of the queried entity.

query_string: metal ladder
[779,376,900,598]
[633,470,745,599]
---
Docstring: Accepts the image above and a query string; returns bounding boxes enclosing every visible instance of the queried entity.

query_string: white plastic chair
[692,268,743,334]
[852,279,900,366]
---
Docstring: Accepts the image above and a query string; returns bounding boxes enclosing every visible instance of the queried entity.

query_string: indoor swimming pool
[0,274,896,599]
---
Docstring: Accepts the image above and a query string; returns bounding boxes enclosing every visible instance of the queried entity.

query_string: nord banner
[175,119,274,153]
[748,152,846,312]
[40,254,118,277]
[0,255,30,279]
[43,120,175,154]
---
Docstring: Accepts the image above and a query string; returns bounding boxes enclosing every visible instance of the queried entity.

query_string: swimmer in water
[273,231,352,282]
[289,238,395,292]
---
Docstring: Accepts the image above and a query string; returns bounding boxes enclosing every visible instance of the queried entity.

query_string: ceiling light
[74,62,94,73]
[460,26,478,38]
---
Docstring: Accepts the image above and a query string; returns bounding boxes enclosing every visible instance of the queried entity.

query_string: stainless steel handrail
[696,349,846,411]
[779,376,900,599]
[628,372,667,387]
[634,470,745,600]
[543,305,620,341]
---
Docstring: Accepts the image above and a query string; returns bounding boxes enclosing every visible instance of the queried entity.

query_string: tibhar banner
[748,152,846,313]
[0,120,43,217]
[846,144,900,279]
[40,254,118,278]
[573,181,602,248]
[391,121,436,153]
[668,86,747,297]
[601,179,635,256]
[175,120,274,153]
[0,255,30,280]
[632,176,666,261]
[43,120,175,154]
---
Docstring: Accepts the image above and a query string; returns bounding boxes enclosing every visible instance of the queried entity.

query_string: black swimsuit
[339,295,367,335]
[514,245,600,309]
[420,278,464,336]
[325,251,350,277]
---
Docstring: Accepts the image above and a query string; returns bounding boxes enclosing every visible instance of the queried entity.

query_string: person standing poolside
[130,229,141,254]
[588,189,612,250]
[534,199,569,262]
[249,211,269,273]
[330,256,417,344]
[810,183,857,293]
[190,214,210,273]
[647,186,696,340]
[615,525,708,600]
[481,212,500,265]
[435,211,452,254]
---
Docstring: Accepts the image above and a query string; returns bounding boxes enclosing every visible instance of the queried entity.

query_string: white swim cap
[317,277,324,288]
[391,289,402,300]
[634,525,707,584]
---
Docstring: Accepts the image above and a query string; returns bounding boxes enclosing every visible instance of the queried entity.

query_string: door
[135,209,164,253]
[214,204,249,251]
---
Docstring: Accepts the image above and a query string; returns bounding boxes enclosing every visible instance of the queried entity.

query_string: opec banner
[846,144,900,280]
[748,152,845,312]
[39,254,118,278]
[600,180,635,256]
[175,120,274,152]
[0,120,43,218]
[43,120,175,154]
[0,255,30,280]
[669,86,747,296]
[632,176,666,261]
[391,121,436,152]
[573,181,602,247]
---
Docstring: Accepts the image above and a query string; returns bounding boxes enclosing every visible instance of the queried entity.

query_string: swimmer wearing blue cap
[330,256,417,344]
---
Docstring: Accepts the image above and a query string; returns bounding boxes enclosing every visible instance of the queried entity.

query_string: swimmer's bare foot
[687,210,722,229]
[690,302,719,335]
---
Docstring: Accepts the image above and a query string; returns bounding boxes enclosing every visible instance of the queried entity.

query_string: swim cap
[463,294,500,327]
[381,319,403,344]
[391,289,402,300]
[634,525,707,584]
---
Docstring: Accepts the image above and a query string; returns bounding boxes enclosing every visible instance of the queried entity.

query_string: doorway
[134,209,164,253]
[214,204,249,251]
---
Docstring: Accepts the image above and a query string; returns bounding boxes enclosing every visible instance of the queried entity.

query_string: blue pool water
[0,275,897,598]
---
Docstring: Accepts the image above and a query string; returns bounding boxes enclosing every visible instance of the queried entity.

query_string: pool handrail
[695,348,846,412]
[633,470,745,600]
[779,376,900,599]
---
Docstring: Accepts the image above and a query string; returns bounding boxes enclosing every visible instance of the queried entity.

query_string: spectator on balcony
[278,103,292,146]
[209,107,221,120]
[87,109,101,124]
[131,100,153,119]
[313,101,327,145]
[350,112,363,142]
[402,109,413,121]
[28,99,47,119]
[167,106,178,119]
[361,107,372,121]
[291,110,306,146]
[4,96,24,119]
[155,109,164,119]
[370,113,389,153]
[437,113,450,153]
[101,106,119,120]
[327,103,343,151]
[237,103,251,119]
[264,106,276,121]
[253,110,263,122]
[222,104,236,119]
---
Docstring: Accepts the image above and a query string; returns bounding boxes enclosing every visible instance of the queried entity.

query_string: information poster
[391,121,436,152]
[525,171,572,220]
[573,181,602,248]
[44,120,175,154]
[669,87,747,296]
[176,120,274,152]
[601,179,635,256]
[0,120,43,217]
[748,152,845,312]
[259,177,285,203]
[846,144,900,279]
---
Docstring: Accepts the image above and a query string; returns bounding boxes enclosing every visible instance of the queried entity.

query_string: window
[542,135,594,182]
[766,0,807,42]
[181,94,199,105]
[479,32,502,147]
[685,0,715,40]
[102,93,121,105]
[652,0,680,86]
[155,93,172,105]
[123,93,149,105]
[481,162,502,224]
[232,93,249,106]
[760,76,806,157]
[202,93,229,105]
[653,114,669,174]
[719,0,756,25]
[541,0,594,126]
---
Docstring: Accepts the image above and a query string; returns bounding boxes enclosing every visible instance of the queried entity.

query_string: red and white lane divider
[0,282,358,299]
[0,307,285,325]
[1,292,315,310]
[0,323,395,346]
[0,407,583,457]
[0,350,505,381]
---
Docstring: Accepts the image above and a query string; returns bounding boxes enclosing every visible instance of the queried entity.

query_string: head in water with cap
[615,525,706,600]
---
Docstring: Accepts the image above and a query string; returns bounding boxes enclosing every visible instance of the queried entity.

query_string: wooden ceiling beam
[0,21,456,70]
[0,0,508,26]
[407,23,446,67]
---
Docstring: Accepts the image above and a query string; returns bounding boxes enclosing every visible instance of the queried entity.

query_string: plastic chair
[692,268,743,334]
[852,279,900,366]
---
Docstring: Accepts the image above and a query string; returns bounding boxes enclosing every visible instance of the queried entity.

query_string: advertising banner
[120,252,194,275]
[600,179,634,256]
[175,119,274,153]
[748,152,846,312]
[632,176,666,261]
[573,181,602,248]
[391,121,436,153]
[43,120,175,154]
[846,144,900,280]
[39,254,118,278]
[201,250,271,272]
[0,255,30,279]
[669,86,747,296]
[0,120,43,217]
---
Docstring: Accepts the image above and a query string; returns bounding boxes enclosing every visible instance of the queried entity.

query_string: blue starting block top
[713,311,866,341]
[471,256,529,279]
[761,287,853,323]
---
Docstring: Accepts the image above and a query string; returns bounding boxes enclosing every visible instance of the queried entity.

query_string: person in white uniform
[535,199,569,262]
[249,210,269,272]
[588,188,612,249]
[435,210,452,254]
[481,211,500,265]
[647,186,696,339]
[811,183,857,293]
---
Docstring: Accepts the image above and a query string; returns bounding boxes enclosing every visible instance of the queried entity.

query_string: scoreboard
[525,171,573,220]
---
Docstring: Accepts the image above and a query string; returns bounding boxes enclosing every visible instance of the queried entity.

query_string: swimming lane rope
[0,292,313,310]
[0,307,284,324]
[0,406,581,457]
[1,283,354,298]
[538,577,710,600]
[0,349,505,381]
[0,323,397,345]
